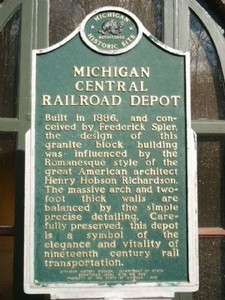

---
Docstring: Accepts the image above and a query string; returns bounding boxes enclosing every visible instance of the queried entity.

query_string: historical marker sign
[24,7,198,299]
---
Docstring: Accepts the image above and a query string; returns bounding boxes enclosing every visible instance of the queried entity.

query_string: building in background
[0,0,225,299]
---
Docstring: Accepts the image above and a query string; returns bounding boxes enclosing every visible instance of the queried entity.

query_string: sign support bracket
[50,297,175,300]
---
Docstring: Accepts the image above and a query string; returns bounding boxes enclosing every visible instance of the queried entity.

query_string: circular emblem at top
[80,7,142,55]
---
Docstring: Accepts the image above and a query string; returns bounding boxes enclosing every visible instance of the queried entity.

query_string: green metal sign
[24,6,198,298]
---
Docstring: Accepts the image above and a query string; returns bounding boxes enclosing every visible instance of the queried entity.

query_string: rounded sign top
[80,7,142,55]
